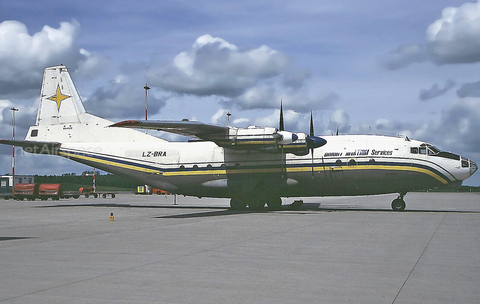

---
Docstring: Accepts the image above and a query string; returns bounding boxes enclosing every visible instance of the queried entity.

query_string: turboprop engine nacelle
[277,131,299,145]
[224,126,299,152]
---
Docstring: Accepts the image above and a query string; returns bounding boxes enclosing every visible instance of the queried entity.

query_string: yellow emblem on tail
[47,85,70,110]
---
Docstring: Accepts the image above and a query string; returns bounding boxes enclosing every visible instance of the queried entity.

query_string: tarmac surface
[1,192,479,304]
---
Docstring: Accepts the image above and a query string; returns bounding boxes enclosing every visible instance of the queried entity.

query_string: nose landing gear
[391,193,406,211]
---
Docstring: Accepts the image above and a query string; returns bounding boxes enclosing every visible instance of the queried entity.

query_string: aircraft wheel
[248,198,265,210]
[267,197,282,210]
[230,198,247,210]
[391,198,406,211]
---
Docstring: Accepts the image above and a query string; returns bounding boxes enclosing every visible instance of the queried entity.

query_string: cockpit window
[462,159,469,168]
[412,144,440,156]
[427,146,440,155]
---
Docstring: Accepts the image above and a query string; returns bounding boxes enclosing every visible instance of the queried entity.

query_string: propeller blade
[279,100,284,131]
[310,111,314,137]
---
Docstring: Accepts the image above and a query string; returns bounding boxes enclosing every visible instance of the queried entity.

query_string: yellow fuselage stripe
[59,151,161,174]
[59,151,449,184]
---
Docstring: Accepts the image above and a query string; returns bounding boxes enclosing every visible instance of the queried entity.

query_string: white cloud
[431,98,480,153]
[147,34,305,99]
[232,117,250,126]
[0,20,106,98]
[328,109,350,133]
[210,109,229,124]
[382,1,480,69]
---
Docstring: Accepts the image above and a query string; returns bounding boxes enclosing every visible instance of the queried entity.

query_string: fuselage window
[410,147,418,154]
[348,159,356,166]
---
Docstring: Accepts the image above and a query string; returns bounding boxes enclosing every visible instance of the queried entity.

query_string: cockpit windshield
[410,143,460,160]
[411,143,440,155]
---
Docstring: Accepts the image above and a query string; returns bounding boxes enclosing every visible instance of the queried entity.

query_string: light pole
[10,107,18,185]
[144,84,150,134]
[227,111,231,126]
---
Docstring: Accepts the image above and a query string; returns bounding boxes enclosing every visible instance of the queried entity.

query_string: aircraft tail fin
[23,65,163,144]
[36,65,87,126]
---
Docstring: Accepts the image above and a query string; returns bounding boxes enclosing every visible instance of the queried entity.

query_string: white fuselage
[29,118,474,199]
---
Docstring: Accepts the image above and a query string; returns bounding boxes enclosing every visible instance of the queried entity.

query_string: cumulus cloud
[328,109,350,134]
[146,34,318,110]
[0,20,107,98]
[84,83,169,119]
[432,99,480,153]
[382,1,480,69]
[0,102,37,141]
[147,34,296,97]
[419,80,455,101]
[211,109,229,124]
[228,83,339,112]
[456,80,480,98]
[253,109,312,133]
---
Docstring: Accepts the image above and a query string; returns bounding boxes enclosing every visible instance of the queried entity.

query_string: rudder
[36,65,86,126]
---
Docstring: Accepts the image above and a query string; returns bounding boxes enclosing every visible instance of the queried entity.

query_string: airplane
[0,65,477,211]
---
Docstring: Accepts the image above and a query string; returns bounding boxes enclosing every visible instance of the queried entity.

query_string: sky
[0,0,479,186]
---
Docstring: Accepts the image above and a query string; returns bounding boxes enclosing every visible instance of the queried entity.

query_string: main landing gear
[391,193,407,211]
[230,196,282,211]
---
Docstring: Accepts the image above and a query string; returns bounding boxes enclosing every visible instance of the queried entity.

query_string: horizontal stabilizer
[0,139,61,154]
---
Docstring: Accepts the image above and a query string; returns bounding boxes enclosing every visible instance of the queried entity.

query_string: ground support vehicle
[13,183,39,201]
[79,186,116,198]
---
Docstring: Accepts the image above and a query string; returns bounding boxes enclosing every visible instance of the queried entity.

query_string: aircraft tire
[267,197,282,210]
[230,198,247,210]
[391,198,406,211]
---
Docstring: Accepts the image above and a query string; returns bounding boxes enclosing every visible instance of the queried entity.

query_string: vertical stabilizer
[36,65,86,126]
[26,65,164,144]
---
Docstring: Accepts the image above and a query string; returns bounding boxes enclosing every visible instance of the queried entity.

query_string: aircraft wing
[110,120,229,141]
[0,139,61,154]
[111,119,326,155]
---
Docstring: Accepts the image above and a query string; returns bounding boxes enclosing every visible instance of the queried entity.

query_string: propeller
[305,112,327,177]
[306,112,327,149]
[279,100,285,177]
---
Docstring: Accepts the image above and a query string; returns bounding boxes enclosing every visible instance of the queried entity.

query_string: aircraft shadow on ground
[0,237,36,242]
[38,203,480,218]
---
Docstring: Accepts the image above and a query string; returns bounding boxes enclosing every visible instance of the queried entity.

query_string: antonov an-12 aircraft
[1,65,477,210]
